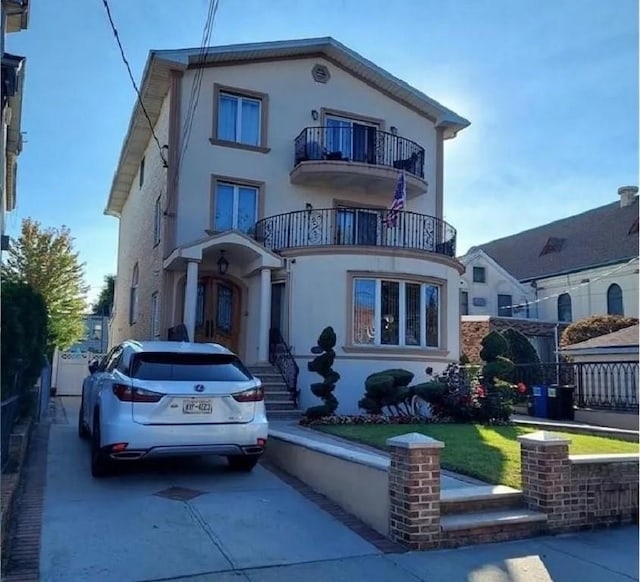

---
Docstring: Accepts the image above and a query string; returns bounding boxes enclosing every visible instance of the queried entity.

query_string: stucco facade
[533,259,639,322]
[459,249,535,318]
[106,38,470,414]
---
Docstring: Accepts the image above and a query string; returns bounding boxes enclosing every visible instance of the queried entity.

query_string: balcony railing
[255,207,456,257]
[294,126,426,179]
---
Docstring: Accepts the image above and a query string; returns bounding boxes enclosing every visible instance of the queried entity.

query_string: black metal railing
[269,328,300,407]
[294,126,425,179]
[255,207,456,257]
[512,361,639,412]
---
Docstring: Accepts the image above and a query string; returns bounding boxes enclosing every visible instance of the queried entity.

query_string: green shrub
[502,328,543,386]
[479,331,509,362]
[1,281,48,407]
[561,315,638,347]
[359,368,417,416]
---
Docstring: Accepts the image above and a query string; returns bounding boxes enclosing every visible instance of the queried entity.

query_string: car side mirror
[88,361,98,374]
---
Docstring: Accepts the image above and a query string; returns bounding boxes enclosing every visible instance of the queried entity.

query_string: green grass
[315,424,639,489]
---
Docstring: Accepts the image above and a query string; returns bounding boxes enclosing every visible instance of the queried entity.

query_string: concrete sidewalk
[165,526,639,581]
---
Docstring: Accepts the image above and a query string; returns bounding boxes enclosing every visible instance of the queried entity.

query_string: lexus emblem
[194,384,205,393]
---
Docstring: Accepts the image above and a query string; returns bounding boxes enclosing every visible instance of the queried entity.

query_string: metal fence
[512,361,639,412]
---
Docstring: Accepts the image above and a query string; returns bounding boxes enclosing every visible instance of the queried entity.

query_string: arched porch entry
[164,230,283,362]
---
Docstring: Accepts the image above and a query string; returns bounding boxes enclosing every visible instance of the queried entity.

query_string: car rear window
[129,352,254,382]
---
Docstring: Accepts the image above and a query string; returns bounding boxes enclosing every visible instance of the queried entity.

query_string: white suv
[79,341,268,477]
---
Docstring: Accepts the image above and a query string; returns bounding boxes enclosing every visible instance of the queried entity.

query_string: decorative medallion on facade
[311,64,330,84]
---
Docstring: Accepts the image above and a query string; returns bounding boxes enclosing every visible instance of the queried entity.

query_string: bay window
[352,277,442,348]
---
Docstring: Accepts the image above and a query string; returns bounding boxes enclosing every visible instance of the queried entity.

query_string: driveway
[27,398,640,581]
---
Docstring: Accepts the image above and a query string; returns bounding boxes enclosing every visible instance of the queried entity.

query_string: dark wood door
[194,277,241,354]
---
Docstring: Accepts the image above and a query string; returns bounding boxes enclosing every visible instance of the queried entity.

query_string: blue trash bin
[532,385,549,418]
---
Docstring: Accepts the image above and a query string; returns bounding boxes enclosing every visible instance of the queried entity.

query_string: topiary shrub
[502,328,543,387]
[478,331,515,422]
[479,331,509,362]
[359,369,416,416]
[304,326,340,419]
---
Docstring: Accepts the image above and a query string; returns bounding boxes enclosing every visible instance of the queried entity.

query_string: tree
[2,219,89,354]
[560,315,638,347]
[92,274,115,316]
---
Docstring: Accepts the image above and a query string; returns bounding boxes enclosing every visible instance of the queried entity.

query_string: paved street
[24,398,640,581]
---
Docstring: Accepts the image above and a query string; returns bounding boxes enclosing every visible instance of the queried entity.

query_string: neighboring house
[561,323,639,364]
[560,324,638,431]
[0,0,29,248]
[459,248,534,319]
[105,37,470,414]
[463,186,639,323]
[69,314,109,354]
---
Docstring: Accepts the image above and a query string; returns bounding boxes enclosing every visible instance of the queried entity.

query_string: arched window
[607,284,624,316]
[129,263,139,325]
[557,293,572,322]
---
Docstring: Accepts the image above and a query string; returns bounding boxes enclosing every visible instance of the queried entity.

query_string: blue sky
[6,0,638,304]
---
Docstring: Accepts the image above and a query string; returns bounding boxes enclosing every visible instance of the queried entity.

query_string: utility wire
[100,0,168,168]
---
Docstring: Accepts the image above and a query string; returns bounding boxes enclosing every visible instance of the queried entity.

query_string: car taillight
[232,386,264,402]
[113,384,163,403]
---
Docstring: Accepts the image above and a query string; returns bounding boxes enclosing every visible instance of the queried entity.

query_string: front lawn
[315,424,639,489]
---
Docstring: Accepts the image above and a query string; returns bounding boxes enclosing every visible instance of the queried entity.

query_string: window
[151,292,160,338]
[213,181,258,234]
[196,283,205,327]
[473,266,486,283]
[130,353,253,382]
[497,294,513,317]
[129,263,139,325]
[325,116,377,164]
[216,89,263,147]
[460,290,469,316]
[557,293,572,322]
[607,284,624,315]
[336,207,379,246]
[540,237,566,256]
[139,157,145,188]
[216,284,233,333]
[154,197,161,245]
[352,278,442,348]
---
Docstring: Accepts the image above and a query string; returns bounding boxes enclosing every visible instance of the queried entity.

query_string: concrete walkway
[29,398,640,581]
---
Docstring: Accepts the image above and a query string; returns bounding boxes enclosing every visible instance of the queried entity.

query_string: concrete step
[265,401,298,411]
[266,409,304,421]
[264,390,295,402]
[439,508,547,548]
[440,485,524,515]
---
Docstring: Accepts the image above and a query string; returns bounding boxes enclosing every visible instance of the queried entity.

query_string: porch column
[183,259,199,342]
[258,268,272,362]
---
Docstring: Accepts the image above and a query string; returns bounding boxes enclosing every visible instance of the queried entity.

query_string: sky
[5,0,639,305]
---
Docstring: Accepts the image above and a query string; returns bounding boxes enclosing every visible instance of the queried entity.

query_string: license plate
[182,398,212,414]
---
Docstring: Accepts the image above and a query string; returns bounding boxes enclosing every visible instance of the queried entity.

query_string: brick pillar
[518,430,572,531]
[387,432,444,549]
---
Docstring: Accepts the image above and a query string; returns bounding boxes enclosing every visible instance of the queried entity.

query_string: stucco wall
[174,56,440,249]
[286,252,461,414]
[110,96,170,347]
[534,259,639,322]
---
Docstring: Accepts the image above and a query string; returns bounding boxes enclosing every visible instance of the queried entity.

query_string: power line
[100,0,168,168]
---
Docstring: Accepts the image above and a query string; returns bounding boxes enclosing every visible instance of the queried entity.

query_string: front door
[194,277,242,354]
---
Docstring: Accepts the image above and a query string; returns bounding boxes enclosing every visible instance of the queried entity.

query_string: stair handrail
[268,328,300,407]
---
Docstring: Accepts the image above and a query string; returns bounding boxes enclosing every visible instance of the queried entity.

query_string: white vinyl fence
[53,350,105,396]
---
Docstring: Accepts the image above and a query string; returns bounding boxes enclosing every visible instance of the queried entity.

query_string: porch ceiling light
[217,251,229,275]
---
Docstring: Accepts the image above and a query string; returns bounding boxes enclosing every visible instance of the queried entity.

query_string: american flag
[384,172,406,227]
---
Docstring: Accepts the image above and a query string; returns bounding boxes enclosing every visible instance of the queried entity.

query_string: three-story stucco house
[105,37,470,414]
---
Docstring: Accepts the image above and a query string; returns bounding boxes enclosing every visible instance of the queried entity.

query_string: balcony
[255,207,456,257]
[290,126,428,197]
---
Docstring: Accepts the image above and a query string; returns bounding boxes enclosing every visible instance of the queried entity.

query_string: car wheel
[91,414,113,478]
[227,455,260,472]
[78,395,90,440]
